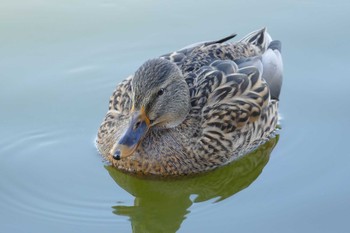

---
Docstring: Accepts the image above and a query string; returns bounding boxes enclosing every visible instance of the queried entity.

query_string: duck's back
[160,28,283,169]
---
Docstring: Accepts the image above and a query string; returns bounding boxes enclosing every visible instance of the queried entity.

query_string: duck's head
[113,58,190,160]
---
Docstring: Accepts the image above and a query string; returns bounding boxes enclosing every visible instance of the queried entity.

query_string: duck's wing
[189,30,282,161]
[191,59,270,130]
[183,28,282,99]
[235,37,283,100]
[189,59,278,162]
[161,28,282,87]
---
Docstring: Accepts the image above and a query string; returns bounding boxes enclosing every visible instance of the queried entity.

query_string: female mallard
[96,28,283,176]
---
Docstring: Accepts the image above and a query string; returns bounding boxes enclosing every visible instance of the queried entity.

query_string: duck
[96,28,283,176]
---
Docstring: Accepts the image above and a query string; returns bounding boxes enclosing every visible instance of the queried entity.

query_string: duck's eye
[157,88,165,96]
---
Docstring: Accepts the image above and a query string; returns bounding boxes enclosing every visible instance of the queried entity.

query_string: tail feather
[240,28,283,100]
[268,40,282,52]
[262,40,283,100]
[240,28,272,51]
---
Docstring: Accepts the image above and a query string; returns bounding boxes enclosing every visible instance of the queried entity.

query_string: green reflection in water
[106,136,279,233]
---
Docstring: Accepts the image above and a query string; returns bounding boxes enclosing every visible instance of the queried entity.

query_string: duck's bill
[114,110,150,160]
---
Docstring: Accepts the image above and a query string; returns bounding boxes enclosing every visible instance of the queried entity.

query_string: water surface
[1,0,350,232]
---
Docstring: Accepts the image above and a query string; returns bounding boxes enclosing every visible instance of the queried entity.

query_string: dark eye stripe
[146,88,165,116]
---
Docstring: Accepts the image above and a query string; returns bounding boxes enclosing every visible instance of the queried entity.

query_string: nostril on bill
[134,121,141,130]
[113,150,121,160]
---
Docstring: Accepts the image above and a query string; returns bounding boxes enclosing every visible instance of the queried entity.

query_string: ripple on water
[0,128,121,225]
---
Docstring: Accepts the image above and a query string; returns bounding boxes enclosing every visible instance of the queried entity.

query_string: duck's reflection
[106,136,279,233]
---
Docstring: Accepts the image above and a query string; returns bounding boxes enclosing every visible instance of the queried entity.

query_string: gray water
[1,0,350,232]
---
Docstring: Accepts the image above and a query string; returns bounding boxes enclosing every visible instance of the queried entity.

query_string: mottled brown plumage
[96,28,283,176]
